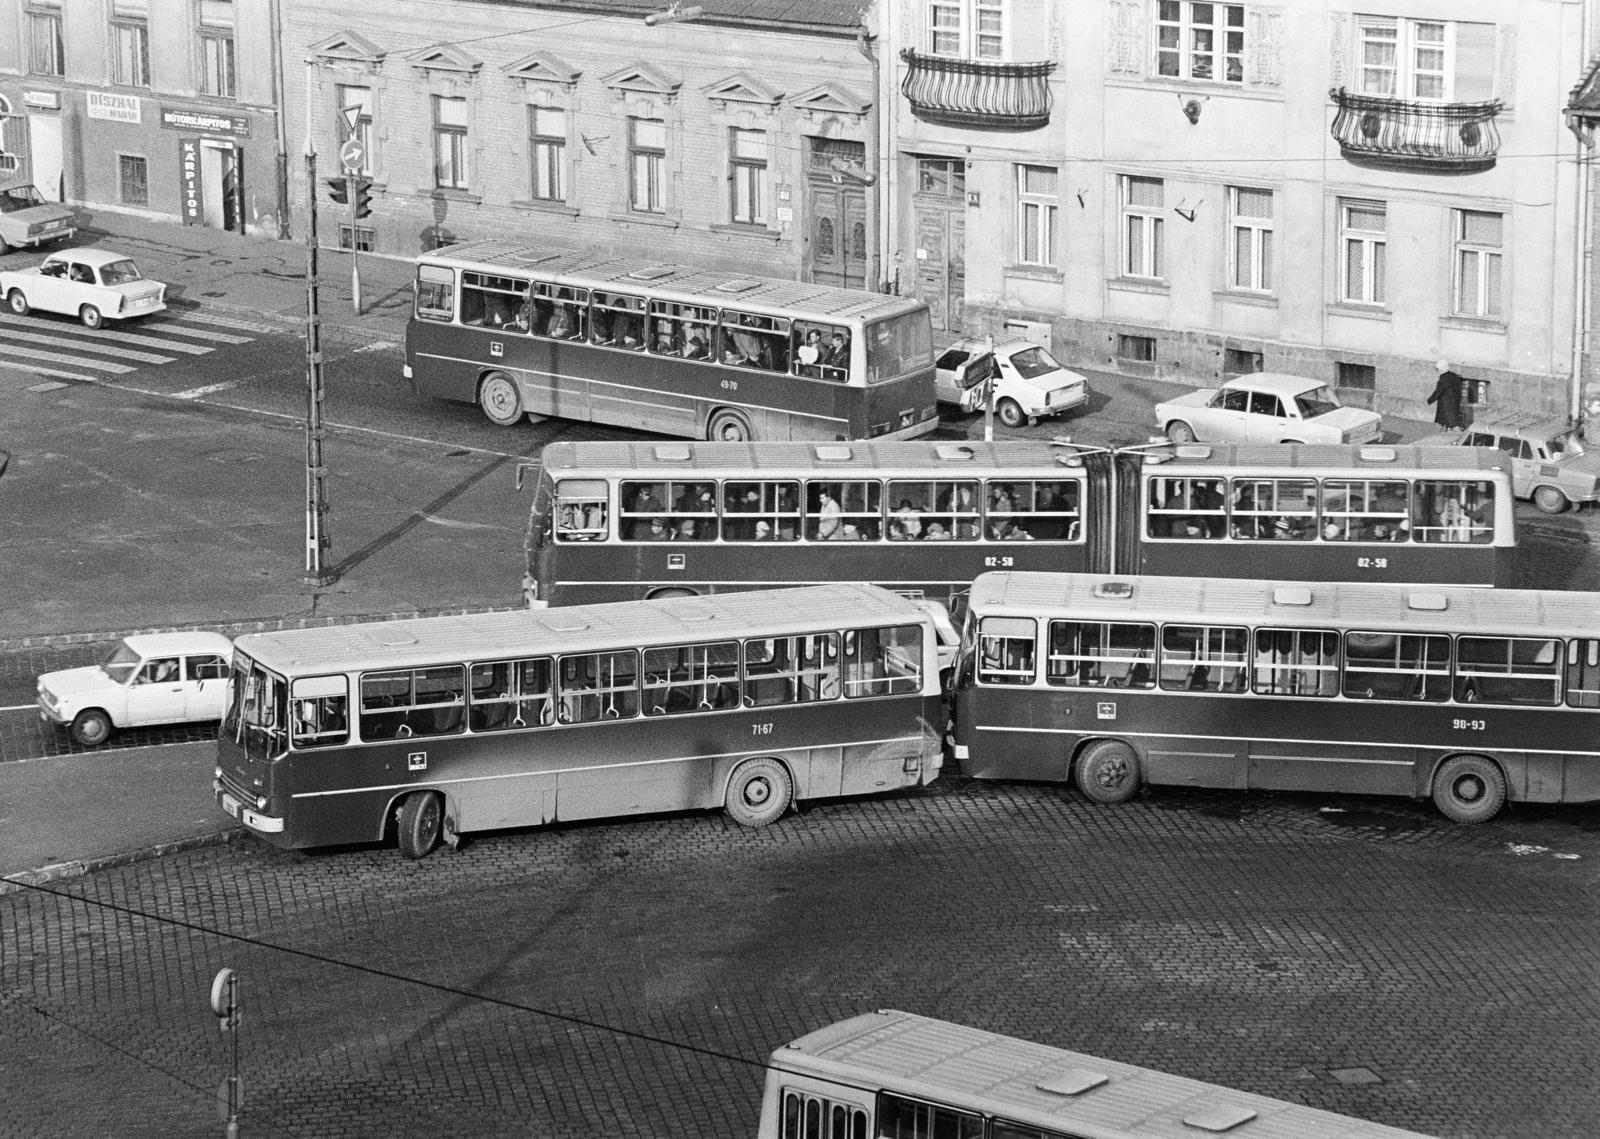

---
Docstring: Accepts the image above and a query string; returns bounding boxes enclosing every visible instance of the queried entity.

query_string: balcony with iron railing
[900,49,1056,131]
[1329,87,1503,173]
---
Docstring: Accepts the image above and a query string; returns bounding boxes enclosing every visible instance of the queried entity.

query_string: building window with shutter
[629,118,666,214]
[1156,1,1245,84]
[929,0,1006,60]
[529,107,567,202]
[1228,186,1273,293]
[1356,18,1496,102]
[434,96,469,190]
[729,128,766,225]
[112,1,150,88]
[1339,198,1386,306]
[1453,210,1502,319]
[198,0,236,99]
[1016,164,1058,266]
[28,3,65,77]
[1121,175,1164,280]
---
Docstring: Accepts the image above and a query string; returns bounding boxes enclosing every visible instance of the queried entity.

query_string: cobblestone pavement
[2,780,1596,1139]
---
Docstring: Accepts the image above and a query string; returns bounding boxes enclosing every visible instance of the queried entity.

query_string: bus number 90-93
[1453,718,1486,731]
[751,722,774,736]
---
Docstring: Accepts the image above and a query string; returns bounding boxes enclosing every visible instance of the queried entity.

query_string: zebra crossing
[0,307,279,393]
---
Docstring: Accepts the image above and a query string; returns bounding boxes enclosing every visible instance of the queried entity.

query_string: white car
[0,182,77,253]
[37,632,234,746]
[1155,372,1383,445]
[934,338,1091,428]
[0,247,167,329]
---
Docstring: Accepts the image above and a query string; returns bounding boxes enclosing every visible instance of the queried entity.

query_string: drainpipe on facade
[270,0,291,239]
[1575,0,1600,427]
[857,25,882,293]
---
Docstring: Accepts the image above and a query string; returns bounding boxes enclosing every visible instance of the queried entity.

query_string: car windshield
[1547,429,1587,458]
[99,259,143,285]
[0,185,46,212]
[100,641,141,684]
[1293,385,1343,418]
[1008,346,1062,381]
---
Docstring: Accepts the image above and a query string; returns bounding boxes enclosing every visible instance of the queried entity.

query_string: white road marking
[0,327,176,364]
[0,313,215,354]
[352,340,399,353]
[170,381,238,400]
[25,375,84,388]
[138,320,252,345]
[0,343,137,373]
[170,310,286,334]
[0,703,38,713]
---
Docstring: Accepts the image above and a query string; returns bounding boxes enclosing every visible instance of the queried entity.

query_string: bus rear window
[415,265,455,322]
[865,310,933,384]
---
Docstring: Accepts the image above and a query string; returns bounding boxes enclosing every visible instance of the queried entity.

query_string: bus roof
[421,240,925,323]
[1145,442,1511,479]
[770,1009,1438,1139]
[539,439,1090,479]
[968,571,1600,638]
[233,584,926,675]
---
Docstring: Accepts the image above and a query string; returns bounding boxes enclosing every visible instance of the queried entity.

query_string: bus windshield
[224,657,288,762]
[866,311,933,384]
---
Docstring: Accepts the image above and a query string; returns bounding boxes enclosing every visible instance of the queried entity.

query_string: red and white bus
[952,570,1600,824]
[759,1009,1442,1139]
[214,585,943,859]
[522,440,1518,615]
[404,241,938,443]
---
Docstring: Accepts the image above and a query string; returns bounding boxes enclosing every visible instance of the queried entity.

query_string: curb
[0,827,245,897]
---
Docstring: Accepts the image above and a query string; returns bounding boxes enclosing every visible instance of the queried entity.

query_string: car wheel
[69,708,114,746]
[477,372,523,426]
[7,289,30,316]
[79,305,104,330]
[1533,486,1569,514]
[997,398,1027,429]
[1165,420,1197,444]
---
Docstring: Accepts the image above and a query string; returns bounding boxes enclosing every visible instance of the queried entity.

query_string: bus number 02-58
[1452,718,1486,731]
[751,722,774,736]
[984,556,1014,568]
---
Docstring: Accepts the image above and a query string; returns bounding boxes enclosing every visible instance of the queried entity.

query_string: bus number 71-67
[751,722,774,736]
[1452,718,1486,731]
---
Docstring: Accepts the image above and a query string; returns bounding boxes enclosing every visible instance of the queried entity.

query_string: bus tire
[1075,739,1141,805]
[7,289,30,316]
[69,708,113,746]
[724,757,792,827]
[1165,420,1196,444]
[478,372,524,426]
[706,408,754,443]
[1431,755,1505,824]
[1532,485,1569,514]
[997,398,1026,429]
[396,791,444,858]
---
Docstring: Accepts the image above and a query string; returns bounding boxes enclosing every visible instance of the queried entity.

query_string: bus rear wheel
[725,757,792,827]
[478,373,524,426]
[1165,420,1196,444]
[396,791,444,858]
[1075,739,1141,805]
[707,408,754,443]
[1432,756,1505,824]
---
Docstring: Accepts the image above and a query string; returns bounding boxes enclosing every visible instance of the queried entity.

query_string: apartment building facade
[880,0,1593,419]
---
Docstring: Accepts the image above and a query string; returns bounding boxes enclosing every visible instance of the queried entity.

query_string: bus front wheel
[478,373,524,426]
[725,757,792,827]
[397,791,444,858]
[707,408,754,443]
[1075,739,1141,805]
[1432,756,1505,824]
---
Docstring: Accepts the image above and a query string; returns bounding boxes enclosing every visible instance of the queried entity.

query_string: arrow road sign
[339,137,364,172]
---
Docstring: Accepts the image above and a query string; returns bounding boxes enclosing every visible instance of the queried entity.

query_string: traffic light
[352,177,373,220]
[325,176,348,205]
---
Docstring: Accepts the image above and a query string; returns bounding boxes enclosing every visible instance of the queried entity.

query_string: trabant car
[0,182,77,253]
[1416,412,1600,513]
[37,632,234,745]
[0,247,167,329]
[934,337,1091,427]
[1156,372,1384,445]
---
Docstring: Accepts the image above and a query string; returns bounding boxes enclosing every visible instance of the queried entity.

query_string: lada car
[1156,372,1384,445]
[0,247,167,329]
[0,182,77,253]
[934,337,1091,427]
[1416,412,1600,513]
[37,632,234,745]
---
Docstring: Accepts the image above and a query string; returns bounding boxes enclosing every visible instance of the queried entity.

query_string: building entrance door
[200,140,243,232]
[805,137,867,290]
[28,113,63,201]
[910,157,966,333]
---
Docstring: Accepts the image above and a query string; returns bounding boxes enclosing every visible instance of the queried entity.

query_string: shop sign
[87,92,141,123]
[161,106,251,138]
[23,90,61,110]
[179,138,202,225]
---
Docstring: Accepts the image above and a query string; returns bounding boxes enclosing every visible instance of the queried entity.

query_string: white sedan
[1155,372,1383,445]
[0,247,167,329]
[37,632,234,745]
[934,338,1091,427]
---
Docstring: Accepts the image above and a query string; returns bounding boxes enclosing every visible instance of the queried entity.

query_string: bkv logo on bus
[408,751,428,771]
[490,341,504,358]
[1096,702,1117,720]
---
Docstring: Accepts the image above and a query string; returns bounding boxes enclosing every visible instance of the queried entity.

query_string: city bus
[951,570,1600,824]
[403,240,938,443]
[757,1008,1440,1139]
[213,585,943,860]
[521,441,1518,615]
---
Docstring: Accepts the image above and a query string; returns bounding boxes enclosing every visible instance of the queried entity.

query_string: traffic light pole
[303,148,334,586]
[348,172,362,315]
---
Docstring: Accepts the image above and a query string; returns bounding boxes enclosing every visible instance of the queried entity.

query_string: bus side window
[1567,639,1600,709]
[291,676,349,749]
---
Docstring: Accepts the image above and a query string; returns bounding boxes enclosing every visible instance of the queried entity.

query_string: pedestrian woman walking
[1427,360,1468,429]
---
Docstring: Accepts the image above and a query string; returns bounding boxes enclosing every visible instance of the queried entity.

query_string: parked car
[1415,412,1600,513]
[37,632,234,746]
[0,247,167,329]
[934,337,1091,427]
[1156,372,1384,445]
[0,182,77,253]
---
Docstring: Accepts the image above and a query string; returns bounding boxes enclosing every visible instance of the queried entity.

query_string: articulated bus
[214,585,943,859]
[522,440,1517,614]
[758,1009,1440,1139]
[952,570,1600,824]
[404,240,938,443]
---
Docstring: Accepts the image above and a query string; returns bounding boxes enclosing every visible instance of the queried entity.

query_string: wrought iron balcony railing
[1329,87,1503,173]
[900,49,1056,132]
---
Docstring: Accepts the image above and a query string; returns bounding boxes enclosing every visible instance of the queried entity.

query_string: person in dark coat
[1427,359,1467,429]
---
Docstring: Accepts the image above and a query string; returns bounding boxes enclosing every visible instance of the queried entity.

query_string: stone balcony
[1329,87,1503,173]
[899,49,1056,132]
